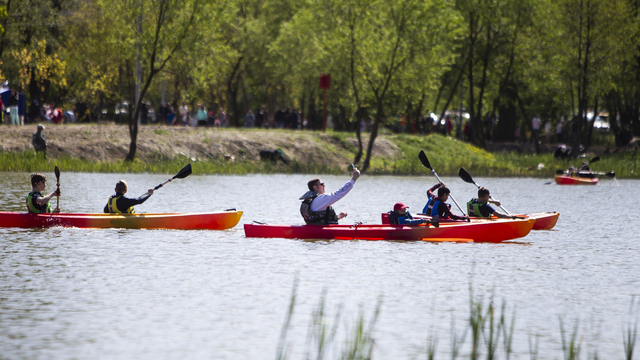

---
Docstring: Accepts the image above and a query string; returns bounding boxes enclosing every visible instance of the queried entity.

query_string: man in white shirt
[299,166,361,225]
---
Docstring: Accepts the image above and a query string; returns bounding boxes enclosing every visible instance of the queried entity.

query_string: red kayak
[381,212,559,231]
[554,174,598,185]
[0,210,243,230]
[244,218,535,243]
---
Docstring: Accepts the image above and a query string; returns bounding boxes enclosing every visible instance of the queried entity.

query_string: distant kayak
[554,174,598,185]
[381,212,559,231]
[0,210,243,230]
[244,218,536,243]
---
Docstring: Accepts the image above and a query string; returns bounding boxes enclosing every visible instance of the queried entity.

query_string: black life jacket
[299,192,338,225]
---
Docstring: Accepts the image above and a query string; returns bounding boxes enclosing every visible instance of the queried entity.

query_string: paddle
[154,164,192,190]
[418,150,468,220]
[458,167,512,215]
[54,165,60,212]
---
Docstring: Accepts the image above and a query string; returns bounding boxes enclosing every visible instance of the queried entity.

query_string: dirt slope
[0,124,399,165]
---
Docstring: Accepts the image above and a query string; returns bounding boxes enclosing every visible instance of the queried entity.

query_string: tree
[99,0,201,161]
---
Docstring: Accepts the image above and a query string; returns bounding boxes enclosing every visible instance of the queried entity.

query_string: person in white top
[531,114,541,143]
[299,166,361,225]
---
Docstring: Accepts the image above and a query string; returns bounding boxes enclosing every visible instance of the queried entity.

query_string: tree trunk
[362,101,384,173]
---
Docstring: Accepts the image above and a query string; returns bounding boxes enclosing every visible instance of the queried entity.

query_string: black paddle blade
[605,171,616,177]
[54,165,60,181]
[589,156,600,164]
[173,164,192,179]
[458,168,474,184]
[418,150,432,170]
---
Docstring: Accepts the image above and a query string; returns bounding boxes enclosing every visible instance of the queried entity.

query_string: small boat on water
[0,210,243,230]
[381,212,559,231]
[244,217,536,243]
[554,173,599,185]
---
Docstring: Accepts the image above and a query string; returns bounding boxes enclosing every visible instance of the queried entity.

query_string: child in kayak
[104,180,154,214]
[422,182,468,221]
[300,166,360,225]
[467,187,512,218]
[26,173,61,213]
[388,202,425,225]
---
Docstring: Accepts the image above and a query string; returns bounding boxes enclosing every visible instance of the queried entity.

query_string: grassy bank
[1,130,638,178]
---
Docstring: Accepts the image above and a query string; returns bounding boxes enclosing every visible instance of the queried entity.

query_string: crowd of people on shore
[153,103,306,129]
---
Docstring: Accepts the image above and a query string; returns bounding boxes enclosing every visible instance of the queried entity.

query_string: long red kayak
[554,174,598,185]
[0,210,243,230]
[380,212,559,230]
[244,218,535,242]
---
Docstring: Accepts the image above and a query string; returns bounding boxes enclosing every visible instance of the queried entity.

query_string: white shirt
[532,116,541,130]
[310,179,355,212]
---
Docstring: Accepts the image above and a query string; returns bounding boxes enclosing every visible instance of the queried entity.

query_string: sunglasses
[318,183,325,186]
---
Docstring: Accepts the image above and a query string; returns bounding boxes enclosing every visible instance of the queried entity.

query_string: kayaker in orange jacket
[467,187,511,218]
[422,183,468,221]
[104,180,154,214]
[26,173,60,214]
[300,166,360,224]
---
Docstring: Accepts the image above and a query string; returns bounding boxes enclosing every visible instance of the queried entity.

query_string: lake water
[0,171,638,359]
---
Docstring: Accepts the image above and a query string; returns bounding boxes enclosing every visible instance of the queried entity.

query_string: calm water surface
[0,171,638,359]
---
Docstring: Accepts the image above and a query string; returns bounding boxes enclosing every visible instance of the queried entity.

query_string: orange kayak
[0,210,243,230]
[381,211,559,230]
[554,174,598,185]
[244,218,535,242]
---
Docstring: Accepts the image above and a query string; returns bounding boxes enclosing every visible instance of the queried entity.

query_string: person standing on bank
[32,125,47,157]
[26,173,60,213]
[104,180,154,214]
[9,89,19,125]
[300,166,361,225]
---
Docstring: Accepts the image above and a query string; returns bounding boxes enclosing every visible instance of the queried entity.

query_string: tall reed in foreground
[623,297,639,360]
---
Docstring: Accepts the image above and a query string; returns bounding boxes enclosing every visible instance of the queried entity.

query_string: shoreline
[1,123,637,178]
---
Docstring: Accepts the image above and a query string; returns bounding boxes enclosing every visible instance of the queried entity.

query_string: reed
[276,285,640,359]
[560,318,583,360]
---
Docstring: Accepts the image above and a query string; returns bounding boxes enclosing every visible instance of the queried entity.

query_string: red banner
[319,74,331,89]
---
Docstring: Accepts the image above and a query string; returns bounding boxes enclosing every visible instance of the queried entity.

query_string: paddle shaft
[470,180,511,215]
[154,164,192,190]
[429,169,467,218]
[54,165,60,211]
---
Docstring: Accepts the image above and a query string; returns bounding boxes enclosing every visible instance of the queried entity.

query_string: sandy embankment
[0,124,399,166]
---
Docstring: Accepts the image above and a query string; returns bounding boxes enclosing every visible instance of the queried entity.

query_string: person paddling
[104,180,154,214]
[300,166,360,225]
[26,173,60,213]
[388,202,425,225]
[422,182,468,221]
[467,187,513,219]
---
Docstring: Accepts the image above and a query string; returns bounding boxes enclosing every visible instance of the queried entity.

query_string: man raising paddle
[300,166,360,225]
[104,180,154,214]
[422,182,468,221]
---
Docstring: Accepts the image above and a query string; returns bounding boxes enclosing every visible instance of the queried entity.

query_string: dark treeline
[1,0,639,167]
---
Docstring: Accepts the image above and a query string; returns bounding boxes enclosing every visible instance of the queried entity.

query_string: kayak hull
[381,212,559,231]
[0,211,243,230]
[527,212,560,230]
[554,174,598,185]
[244,218,535,243]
